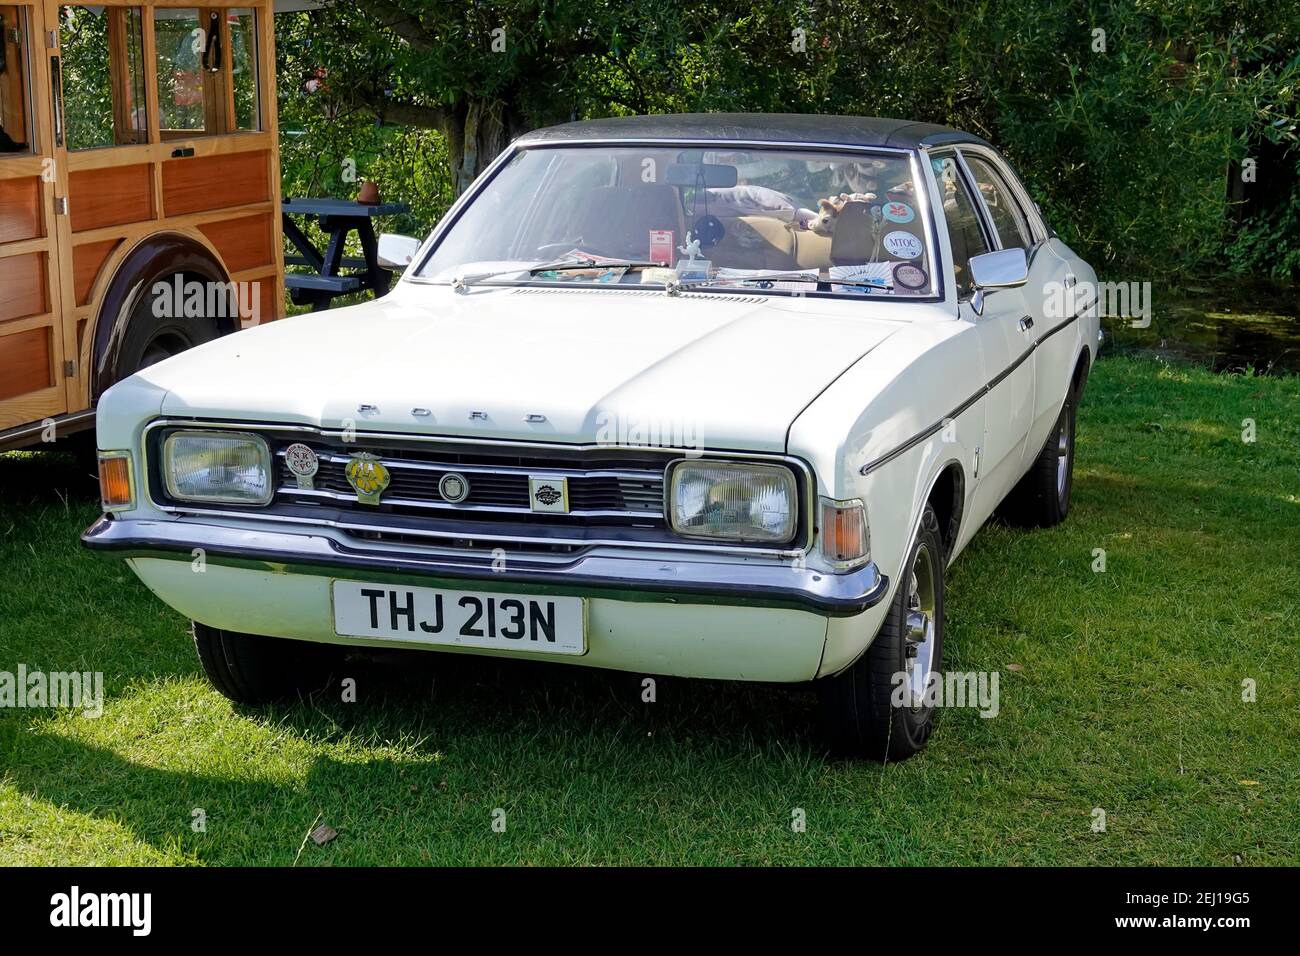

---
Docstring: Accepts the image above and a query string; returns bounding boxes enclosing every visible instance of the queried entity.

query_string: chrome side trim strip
[859,308,1085,475]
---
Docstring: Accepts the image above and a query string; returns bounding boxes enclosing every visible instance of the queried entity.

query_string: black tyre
[999,397,1076,528]
[193,622,343,705]
[111,278,224,380]
[818,505,945,761]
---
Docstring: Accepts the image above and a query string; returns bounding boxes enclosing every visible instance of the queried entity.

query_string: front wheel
[193,622,343,705]
[817,505,945,761]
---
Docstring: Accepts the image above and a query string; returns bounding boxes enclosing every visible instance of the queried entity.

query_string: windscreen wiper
[452,256,659,291]
[666,270,894,295]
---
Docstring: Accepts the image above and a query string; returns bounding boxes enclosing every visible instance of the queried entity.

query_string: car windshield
[416,145,937,297]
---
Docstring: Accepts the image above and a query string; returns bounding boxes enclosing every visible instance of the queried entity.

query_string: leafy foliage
[276,0,1300,278]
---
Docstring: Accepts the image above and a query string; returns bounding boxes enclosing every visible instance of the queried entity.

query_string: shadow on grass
[5,651,824,862]
[0,443,99,507]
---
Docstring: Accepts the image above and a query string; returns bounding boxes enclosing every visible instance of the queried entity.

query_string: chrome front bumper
[81,516,889,617]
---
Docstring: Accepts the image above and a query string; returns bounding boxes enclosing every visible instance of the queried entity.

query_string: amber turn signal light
[97,453,134,511]
[819,499,870,568]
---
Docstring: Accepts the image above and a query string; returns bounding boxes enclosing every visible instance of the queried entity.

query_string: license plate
[331,581,585,655]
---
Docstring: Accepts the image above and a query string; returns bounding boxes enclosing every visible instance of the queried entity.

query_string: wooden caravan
[0,0,282,449]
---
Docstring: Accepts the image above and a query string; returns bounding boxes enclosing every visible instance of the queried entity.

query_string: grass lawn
[1,356,1297,866]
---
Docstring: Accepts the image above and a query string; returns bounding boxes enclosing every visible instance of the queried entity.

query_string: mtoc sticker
[883,231,923,260]
[882,201,915,224]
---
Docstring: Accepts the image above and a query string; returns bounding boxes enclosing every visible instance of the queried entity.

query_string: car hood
[142,285,909,452]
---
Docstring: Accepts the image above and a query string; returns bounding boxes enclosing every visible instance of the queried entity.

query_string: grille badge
[284,443,318,490]
[438,472,470,503]
[529,476,569,513]
[344,453,391,506]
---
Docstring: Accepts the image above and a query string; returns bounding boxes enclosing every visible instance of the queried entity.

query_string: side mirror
[377,233,421,270]
[968,247,1028,290]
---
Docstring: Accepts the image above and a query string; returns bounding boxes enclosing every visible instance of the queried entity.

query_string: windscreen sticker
[882,201,915,224]
[892,262,929,290]
[882,230,924,260]
[649,229,675,266]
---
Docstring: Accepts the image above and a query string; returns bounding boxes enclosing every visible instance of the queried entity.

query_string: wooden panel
[163,151,269,217]
[200,214,273,274]
[0,326,52,401]
[0,252,46,322]
[73,239,123,306]
[250,275,276,325]
[69,163,153,233]
[0,176,42,244]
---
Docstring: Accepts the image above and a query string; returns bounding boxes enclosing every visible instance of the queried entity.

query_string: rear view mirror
[968,247,1028,289]
[377,233,421,270]
[664,163,739,188]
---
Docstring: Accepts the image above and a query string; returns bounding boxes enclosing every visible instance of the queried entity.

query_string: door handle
[1018,316,1034,332]
[170,146,196,158]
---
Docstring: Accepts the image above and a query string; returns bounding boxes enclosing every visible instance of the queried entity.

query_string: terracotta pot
[357,181,381,205]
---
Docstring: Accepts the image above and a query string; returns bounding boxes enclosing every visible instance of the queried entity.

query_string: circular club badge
[892,262,929,291]
[881,201,915,224]
[284,443,319,480]
[882,230,923,260]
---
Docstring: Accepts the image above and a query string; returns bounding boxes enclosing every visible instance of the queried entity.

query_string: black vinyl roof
[515,113,992,151]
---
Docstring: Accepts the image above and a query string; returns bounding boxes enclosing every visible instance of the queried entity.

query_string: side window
[0,5,33,155]
[933,155,991,299]
[60,5,149,150]
[155,7,261,138]
[963,153,1032,251]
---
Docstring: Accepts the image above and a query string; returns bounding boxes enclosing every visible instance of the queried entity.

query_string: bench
[285,254,370,271]
[284,272,361,310]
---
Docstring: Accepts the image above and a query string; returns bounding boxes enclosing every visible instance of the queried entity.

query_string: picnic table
[282,197,411,311]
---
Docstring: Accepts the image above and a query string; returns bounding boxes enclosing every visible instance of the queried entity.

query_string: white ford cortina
[83,114,1099,760]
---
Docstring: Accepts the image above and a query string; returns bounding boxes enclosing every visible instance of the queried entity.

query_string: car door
[959,148,1075,459]
[931,152,1035,516]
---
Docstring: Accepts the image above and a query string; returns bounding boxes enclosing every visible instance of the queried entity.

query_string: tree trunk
[365,95,532,196]
[446,100,525,195]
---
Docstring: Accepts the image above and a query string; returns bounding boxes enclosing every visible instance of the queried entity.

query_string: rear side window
[932,156,991,299]
[963,153,1032,251]
[60,4,149,150]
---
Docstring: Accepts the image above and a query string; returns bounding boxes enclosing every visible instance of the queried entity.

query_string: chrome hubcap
[1055,412,1070,499]
[903,542,937,710]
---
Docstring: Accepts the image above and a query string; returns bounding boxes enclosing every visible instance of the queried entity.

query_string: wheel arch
[88,231,236,400]
[924,459,966,562]
[1071,344,1093,399]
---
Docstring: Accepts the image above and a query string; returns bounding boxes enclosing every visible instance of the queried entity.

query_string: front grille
[287,453,664,518]
[147,424,811,555]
